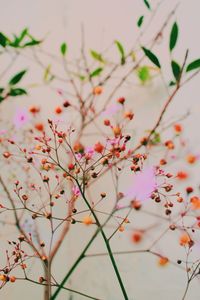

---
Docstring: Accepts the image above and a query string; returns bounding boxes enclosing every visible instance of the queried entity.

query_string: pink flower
[13,108,29,129]
[85,146,95,159]
[126,166,157,202]
[72,185,80,197]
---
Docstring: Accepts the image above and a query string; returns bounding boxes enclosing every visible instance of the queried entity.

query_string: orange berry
[190,196,200,209]
[20,263,27,269]
[0,275,7,281]
[93,86,103,95]
[186,154,196,164]
[35,123,44,132]
[104,119,110,126]
[41,159,47,165]
[3,151,11,158]
[177,197,184,203]
[179,233,191,246]
[10,276,16,283]
[160,159,167,165]
[117,97,125,105]
[68,163,75,170]
[119,225,125,232]
[158,256,169,266]
[55,106,63,114]
[113,126,121,137]
[42,255,47,261]
[35,145,42,150]
[131,200,142,210]
[73,142,84,153]
[174,124,182,133]
[29,106,40,114]
[177,171,188,180]
[124,111,134,120]
[131,232,142,243]
[165,140,175,150]
[83,216,93,226]
[94,142,104,153]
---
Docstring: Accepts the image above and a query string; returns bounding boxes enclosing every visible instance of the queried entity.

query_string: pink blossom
[85,146,95,159]
[107,136,120,146]
[72,185,80,197]
[102,104,121,116]
[126,166,157,202]
[0,129,7,135]
[75,153,83,160]
[13,108,30,129]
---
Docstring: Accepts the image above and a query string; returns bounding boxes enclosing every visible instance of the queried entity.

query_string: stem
[51,228,100,300]
[77,182,129,300]
[44,261,52,300]
[182,281,190,300]
[51,205,118,299]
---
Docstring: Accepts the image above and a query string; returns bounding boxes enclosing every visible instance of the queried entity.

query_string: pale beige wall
[0,1,200,299]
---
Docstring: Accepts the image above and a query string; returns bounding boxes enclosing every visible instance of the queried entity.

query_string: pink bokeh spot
[13,108,30,129]
[101,103,121,117]
[126,166,157,202]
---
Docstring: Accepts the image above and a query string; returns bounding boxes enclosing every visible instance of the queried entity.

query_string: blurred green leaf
[23,40,41,47]
[137,66,151,83]
[171,60,181,81]
[151,132,161,144]
[60,43,67,56]
[9,70,27,85]
[143,0,151,10]
[90,67,103,78]
[170,22,178,52]
[186,59,200,72]
[18,28,29,44]
[142,47,161,68]
[90,50,104,63]
[79,75,86,81]
[0,32,8,47]
[43,64,54,82]
[8,88,27,96]
[137,16,144,28]
[115,40,126,65]
[169,80,176,86]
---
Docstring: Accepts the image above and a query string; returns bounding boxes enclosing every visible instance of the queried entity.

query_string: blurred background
[0,0,200,299]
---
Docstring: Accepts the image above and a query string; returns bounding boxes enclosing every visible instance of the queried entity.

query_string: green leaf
[115,40,126,65]
[43,64,51,82]
[43,64,55,83]
[79,75,86,81]
[169,22,178,52]
[23,40,41,47]
[137,16,144,28]
[0,32,8,47]
[151,132,161,144]
[9,70,27,86]
[8,88,27,96]
[142,47,161,68]
[90,50,104,63]
[186,59,200,72]
[137,66,151,83]
[171,60,181,81]
[90,67,103,78]
[60,43,67,56]
[143,0,151,10]
[0,88,4,94]
[18,28,28,44]
[169,81,176,86]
